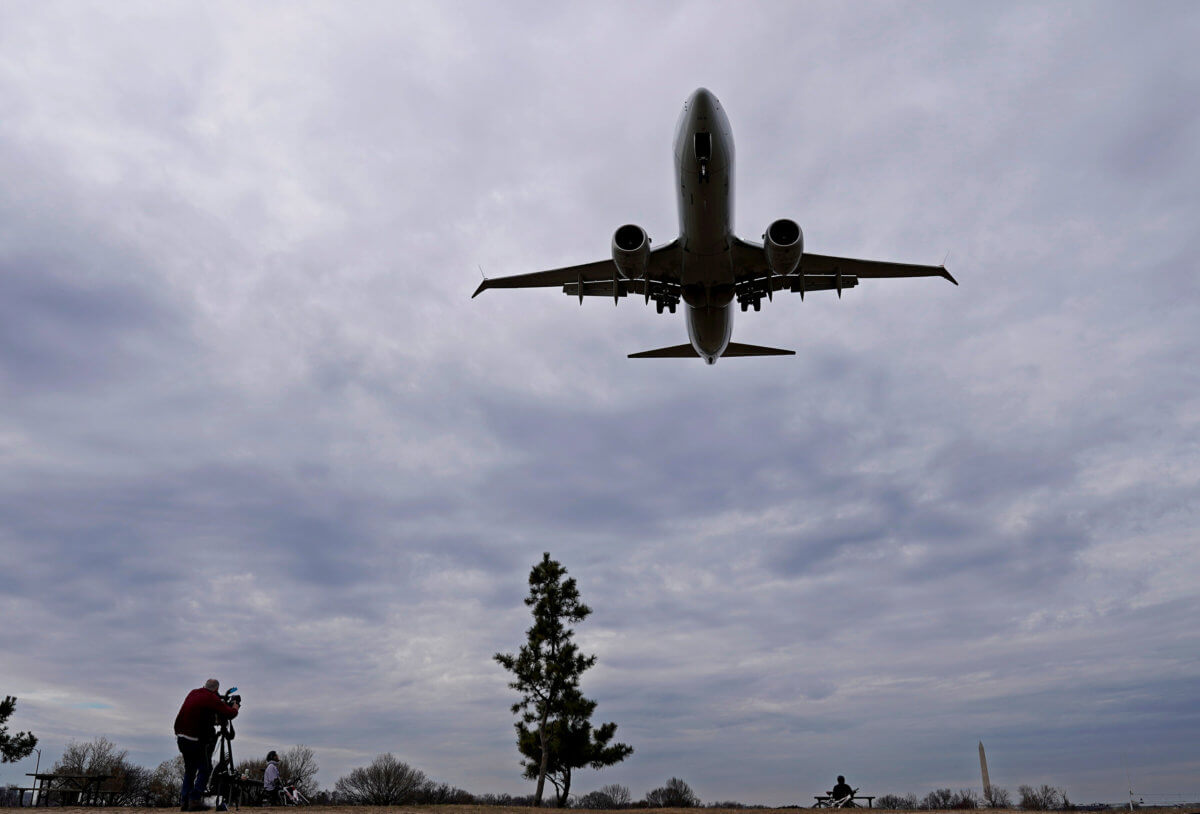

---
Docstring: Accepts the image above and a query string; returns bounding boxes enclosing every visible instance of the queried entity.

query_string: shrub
[333,753,427,805]
[1019,784,1064,810]
[922,789,956,809]
[580,784,634,809]
[983,787,1012,808]
[877,793,919,809]
[645,777,699,807]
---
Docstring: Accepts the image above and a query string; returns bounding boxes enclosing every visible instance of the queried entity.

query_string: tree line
[0,730,1081,810]
[2,736,703,809]
[2,558,1081,810]
[875,785,1075,810]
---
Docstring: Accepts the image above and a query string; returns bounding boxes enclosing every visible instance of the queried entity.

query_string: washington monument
[980,741,992,798]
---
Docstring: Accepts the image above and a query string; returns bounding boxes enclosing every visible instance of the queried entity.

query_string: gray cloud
[1,0,1198,806]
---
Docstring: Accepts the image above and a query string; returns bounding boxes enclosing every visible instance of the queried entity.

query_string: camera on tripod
[209,687,245,810]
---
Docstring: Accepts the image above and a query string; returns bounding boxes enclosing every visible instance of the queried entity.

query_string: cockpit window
[694,132,711,161]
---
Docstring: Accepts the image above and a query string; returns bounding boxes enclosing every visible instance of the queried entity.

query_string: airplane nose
[688,88,717,120]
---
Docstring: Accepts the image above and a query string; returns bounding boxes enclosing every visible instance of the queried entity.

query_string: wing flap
[564,277,682,299]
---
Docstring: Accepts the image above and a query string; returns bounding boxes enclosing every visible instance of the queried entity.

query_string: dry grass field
[2,807,1195,814]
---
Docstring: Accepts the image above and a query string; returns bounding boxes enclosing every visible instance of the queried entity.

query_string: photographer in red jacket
[173,679,239,811]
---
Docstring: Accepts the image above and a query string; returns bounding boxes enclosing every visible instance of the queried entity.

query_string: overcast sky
[2,0,1198,806]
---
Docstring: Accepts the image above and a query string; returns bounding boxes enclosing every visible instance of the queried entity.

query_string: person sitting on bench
[830,776,856,807]
[263,752,281,804]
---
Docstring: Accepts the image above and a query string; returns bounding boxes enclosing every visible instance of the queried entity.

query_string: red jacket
[174,688,238,742]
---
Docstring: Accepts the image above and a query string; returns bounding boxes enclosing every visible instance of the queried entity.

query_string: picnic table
[23,773,114,806]
[210,772,264,810]
[813,794,875,808]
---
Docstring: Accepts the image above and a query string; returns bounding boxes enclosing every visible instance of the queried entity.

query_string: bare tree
[579,783,633,809]
[53,736,149,804]
[415,781,476,804]
[983,786,1012,808]
[876,793,919,809]
[954,789,980,809]
[147,756,185,807]
[54,736,126,775]
[922,789,956,809]
[333,753,426,805]
[645,777,699,808]
[1018,784,1065,810]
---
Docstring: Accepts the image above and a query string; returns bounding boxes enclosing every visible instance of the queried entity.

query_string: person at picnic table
[830,776,855,805]
[173,678,239,812]
[263,751,281,802]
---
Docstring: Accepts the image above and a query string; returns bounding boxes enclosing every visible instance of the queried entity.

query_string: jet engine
[612,224,651,279]
[763,218,803,277]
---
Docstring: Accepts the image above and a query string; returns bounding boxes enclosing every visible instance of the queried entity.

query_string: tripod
[208,717,240,811]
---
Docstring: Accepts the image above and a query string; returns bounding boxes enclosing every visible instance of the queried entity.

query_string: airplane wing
[800,252,957,284]
[472,240,682,298]
[730,238,957,296]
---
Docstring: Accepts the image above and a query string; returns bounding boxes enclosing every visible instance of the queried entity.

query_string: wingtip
[941,266,959,286]
[471,280,489,298]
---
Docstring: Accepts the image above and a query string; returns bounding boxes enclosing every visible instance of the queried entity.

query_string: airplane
[472,87,957,364]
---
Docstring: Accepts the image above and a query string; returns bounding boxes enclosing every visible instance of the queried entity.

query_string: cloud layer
[2,1,1198,804]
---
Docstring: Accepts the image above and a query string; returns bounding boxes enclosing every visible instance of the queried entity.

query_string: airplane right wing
[472,240,682,303]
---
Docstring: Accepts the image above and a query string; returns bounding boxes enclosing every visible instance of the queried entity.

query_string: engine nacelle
[764,218,803,276]
[612,224,651,279]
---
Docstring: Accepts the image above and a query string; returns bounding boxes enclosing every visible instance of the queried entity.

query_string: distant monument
[979,742,992,799]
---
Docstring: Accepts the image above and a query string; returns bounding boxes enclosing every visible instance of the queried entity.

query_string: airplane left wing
[472,240,682,298]
[801,252,958,285]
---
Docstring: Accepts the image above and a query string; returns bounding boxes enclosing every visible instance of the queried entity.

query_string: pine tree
[495,553,631,806]
[0,696,37,763]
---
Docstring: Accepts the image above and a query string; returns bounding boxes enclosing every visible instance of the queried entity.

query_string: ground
[1,806,1192,813]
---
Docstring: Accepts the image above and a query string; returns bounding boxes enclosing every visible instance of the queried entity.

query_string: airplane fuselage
[674,88,737,363]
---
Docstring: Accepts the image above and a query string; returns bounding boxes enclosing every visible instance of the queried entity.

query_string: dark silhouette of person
[173,679,239,811]
[830,776,855,806]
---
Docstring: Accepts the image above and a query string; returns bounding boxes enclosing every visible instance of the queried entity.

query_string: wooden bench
[814,794,875,808]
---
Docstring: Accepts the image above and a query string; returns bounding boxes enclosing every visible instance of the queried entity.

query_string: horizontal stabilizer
[723,342,795,357]
[628,342,795,359]
[628,344,699,359]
